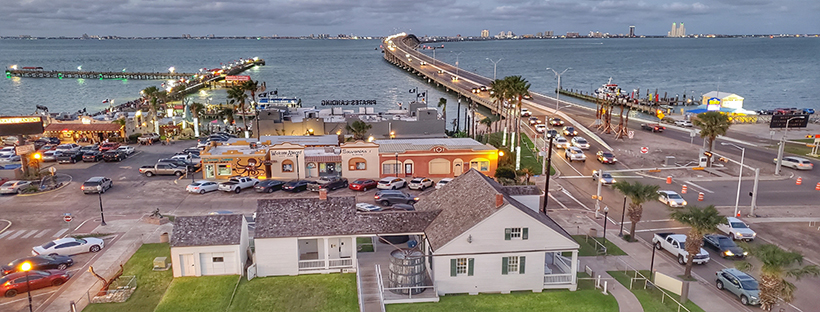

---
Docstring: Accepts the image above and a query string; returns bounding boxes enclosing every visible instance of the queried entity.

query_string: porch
[297,237,355,272]
[543,251,578,290]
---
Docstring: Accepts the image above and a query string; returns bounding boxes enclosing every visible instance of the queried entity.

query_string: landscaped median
[84,243,173,312]
[608,270,704,312]
[572,235,627,256]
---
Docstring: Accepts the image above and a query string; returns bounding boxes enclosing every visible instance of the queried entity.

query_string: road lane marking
[33,229,51,238]
[683,181,714,194]
[0,230,14,239]
[548,193,570,210]
[561,188,591,211]
[6,230,26,240]
[53,228,69,237]
[20,230,38,239]
[634,226,690,233]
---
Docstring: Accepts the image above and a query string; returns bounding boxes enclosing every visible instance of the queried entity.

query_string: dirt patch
[751,222,820,263]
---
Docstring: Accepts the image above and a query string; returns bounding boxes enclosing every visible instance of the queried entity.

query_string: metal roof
[374,138,495,153]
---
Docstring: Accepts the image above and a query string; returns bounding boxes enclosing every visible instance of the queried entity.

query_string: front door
[453,159,463,176]
[339,238,351,258]
[181,254,196,276]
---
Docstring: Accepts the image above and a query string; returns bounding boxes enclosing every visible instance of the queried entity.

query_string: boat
[257,97,301,109]
[594,78,620,99]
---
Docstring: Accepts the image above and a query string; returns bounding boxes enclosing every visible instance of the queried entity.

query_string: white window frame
[507,256,519,274]
[456,258,468,276]
[509,227,522,240]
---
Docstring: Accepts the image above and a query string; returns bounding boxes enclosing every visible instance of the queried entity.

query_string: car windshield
[316,178,331,183]
[410,179,423,183]
[576,139,587,144]
[378,180,390,184]
[602,153,614,157]
[739,278,759,290]
[717,237,737,247]
[41,241,56,249]
[730,222,748,228]
[602,173,612,179]
[439,180,449,184]
[668,193,682,199]
[191,182,204,186]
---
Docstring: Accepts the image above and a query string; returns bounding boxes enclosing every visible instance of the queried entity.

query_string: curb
[17,173,73,197]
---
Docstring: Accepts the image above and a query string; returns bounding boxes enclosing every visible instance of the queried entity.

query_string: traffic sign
[63,215,72,222]
[48,167,57,175]
[640,147,648,154]
[628,131,634,139]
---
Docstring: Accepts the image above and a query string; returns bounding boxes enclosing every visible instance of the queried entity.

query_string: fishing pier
[5,58,265,80]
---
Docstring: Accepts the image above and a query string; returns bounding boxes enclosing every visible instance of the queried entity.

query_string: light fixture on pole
[540,137,554,214]
[451,51,464,77]
[394,153,400,176]
[21,261,33,312]
[486,58,502,81]
[721,142,746,218]
[775,116,806,175]
[546,67,571,111]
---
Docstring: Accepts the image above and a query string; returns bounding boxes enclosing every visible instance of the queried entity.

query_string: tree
[242,80,260,105]
[490,78,509,133]
[142,86,166,134]
[190,102,205,136]
[504,75,531,168]
[612,181,661,242]
[737,244,819,311]
[669,205,726,278]
[693,111,731,166]
[479,116,495,136]
[517,168,534,184]
[495,166,516,180]
[345,120,372,141]
[227,85,249,138]
[437,98,447,130]
[218,108,235,125]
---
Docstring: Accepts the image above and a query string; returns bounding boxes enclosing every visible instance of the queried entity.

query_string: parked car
[82,151,103,162]
[641,123,666,132]
[39,137,61,145]
[385,203,416,211]
[674,120,694,127]
[307,177,349,192]
[32,237,104,256]
[98,142,120,152]
[349,179,378,192]
[138,133,160,144]
[116,145,135,155]
[570,137,590,149]
[0,146,17,157]
[104,150,128,162]
[57,151,83,164]
[0,155,21,163]
[716,268,760,306]
[157,158,198,172]
[282,180,311,193]
[1,270,70,297]
[0,180,33,194]
[717,217,756,241]
[703,234,747,259]
[596,151,617,164]
[54,144,80,153]
[356,203,382,212]
[2,255,74,276]
[565,147,586,162]
[217,176,259,193]
[408,177,433,190]
[139,163,185,177]
[42,150,62,162]
[81,177,112,194]
[377,177,406,190]
[554,136,570,149]
[79,144,99,154]
[435,178,453,190]
[186,181,219,194]
[374,190,418,206]
[549,118,564,126]
[773,156,813,170]
[562,126,578,136]
[658,190,687,207]
[592,170,616,185]
[652,233,710,265]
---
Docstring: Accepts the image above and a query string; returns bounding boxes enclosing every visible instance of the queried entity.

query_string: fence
[613,257,691,312]
[70,238,143,311]
[374,264,386,312]
[584,233,608,256]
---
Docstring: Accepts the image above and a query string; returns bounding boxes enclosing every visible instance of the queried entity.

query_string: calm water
[1,38,818,121]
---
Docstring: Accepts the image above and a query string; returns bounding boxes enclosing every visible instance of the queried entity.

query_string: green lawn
[357,237,374,252]
[778,138,820,159]
[386,289,617,312]
[609,270,705,312]
[84,243,173,312]
[572,235,627,256]
[228,274,358,312]
[154,275,238,312]
[486,132,552,176]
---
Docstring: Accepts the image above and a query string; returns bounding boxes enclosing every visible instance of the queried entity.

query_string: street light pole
[722,143,745,218]
[395,153,399,177]
[541,138,554,214]
[21,262,33,312]
[98,190,107,226]
[546,67,571,111]
[775,116,806,175]
[451,51,464,77]
[602,206,609,254]
[486,58,502,81]
[619,197,626,237]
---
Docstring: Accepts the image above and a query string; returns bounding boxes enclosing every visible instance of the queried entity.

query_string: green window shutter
[468,258,474,276]
[450,259,457,277]
[519,256,526,274]
[522,228,529,240]
[501,257,509,275]
[504,228,511,240]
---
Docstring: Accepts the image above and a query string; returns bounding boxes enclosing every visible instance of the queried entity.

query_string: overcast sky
[2,0,818,37]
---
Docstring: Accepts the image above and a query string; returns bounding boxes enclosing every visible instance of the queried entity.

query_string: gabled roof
[171,214,244,247]
[255,197,440,239]
[415,169,572,250]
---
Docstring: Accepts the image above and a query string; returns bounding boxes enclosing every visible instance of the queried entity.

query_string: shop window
[429,159,451,174]
[382,162,397,175]
[405,163,413,174]
[205,165,215,179]
[349,157,367,170]
[470,160,490,171]
[217,164,232,176]
[282,160,294,172]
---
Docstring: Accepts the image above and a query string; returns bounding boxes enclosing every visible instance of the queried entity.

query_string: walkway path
[582,256,644,312]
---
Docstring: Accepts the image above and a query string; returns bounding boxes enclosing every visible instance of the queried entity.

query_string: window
[450,258,474,277]
[504,227,528,240]
[429,158,450,174]
[212,257,224,263]
[282,160,294,172]
[501,256,526,275]
[382,162,398,175]
[205,165,215,178]
[470,160,490,171]
[349,158,367,170]
[217,164,232,176]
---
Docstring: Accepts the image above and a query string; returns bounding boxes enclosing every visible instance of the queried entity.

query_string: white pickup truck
[217,176,258,193]
[652,232,710,265]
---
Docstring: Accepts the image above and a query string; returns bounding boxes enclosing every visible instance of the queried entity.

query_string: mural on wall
[234,158,264,176]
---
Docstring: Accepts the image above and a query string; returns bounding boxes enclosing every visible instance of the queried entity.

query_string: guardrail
[356,261,364,312]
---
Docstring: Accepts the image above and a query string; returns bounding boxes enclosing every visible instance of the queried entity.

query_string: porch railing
[329,258,353,268]
[543,273,573,285]
[298,258,354,271]
[554,254,572,273]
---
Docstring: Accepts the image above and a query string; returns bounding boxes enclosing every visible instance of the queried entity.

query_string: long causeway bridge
[5,58,265,80]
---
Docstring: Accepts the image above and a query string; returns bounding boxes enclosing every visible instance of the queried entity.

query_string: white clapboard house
[170,214,249,277]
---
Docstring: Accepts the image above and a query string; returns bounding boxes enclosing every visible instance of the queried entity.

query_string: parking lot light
[21,261,33,312]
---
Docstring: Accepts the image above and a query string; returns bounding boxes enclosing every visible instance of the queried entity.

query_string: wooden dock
[5,59,265,80]
[557,88,700,115]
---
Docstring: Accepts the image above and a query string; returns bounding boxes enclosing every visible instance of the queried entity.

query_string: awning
[305,155,342,163]
[44,123,123,133]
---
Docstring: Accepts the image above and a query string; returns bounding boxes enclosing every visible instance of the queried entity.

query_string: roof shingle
[171,214,244,247]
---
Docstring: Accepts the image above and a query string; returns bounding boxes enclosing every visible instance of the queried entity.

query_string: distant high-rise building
[629,26,635,37]
[668,22,686,37]
[506,31,514,38]
[481,29,489,38]
[679,23,685,37]
[545,30,554,37]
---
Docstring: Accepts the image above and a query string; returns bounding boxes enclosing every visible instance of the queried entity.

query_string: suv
[716,268,760,306]
[374,190,418,206]
[408,177,433,190]
[658,190,687,207]
[773,156,813,170]
[717,217,756,241]
[565,147,586,162]
[57,151,83,164]
[82,177,112,194]
[377,177,406,190]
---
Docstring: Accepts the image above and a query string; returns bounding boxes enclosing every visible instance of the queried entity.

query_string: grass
[357,237,374,252]
[154,275,238,312]
[386,288,617,312]
[571,235,628,256]
[84,243,173,312]
[779,138,819,159]
[609,270,705,312]
[228,274,358,312]
[486,132,553,176]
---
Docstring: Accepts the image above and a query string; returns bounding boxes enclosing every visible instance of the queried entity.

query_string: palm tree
[490,79,509,133]
[190,102,205,137]
[669,205,726,278]
[437,98,447,131]
[227,85,249,138]
[479,116,495,136]
[218,108,235,126]
[693,111,731,166]
[736,244,819,311]
[345,120,372,141]
[242,80,260,105]
[505,76,531,169]
[612,181,661,242]
[142,86,166,134]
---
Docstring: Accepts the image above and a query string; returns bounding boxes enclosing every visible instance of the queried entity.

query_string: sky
[1,0,818,37]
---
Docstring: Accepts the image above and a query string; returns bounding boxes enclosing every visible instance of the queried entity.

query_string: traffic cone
[797,177,803,185]
[698,192,704,201]
[666,176,672,184]
[736,211,741,217]
[816,182,820,191]
[681,185,688,194]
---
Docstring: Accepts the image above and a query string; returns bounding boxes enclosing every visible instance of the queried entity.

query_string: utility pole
[541,138,554,214]
[775,116,806,175]
[486,58,502,81]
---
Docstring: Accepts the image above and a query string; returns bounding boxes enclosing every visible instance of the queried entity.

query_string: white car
[407,177,433,190]
[0,180,33,194]
[658,190,687,207]
[520,108,531,117]
[773,156,813,170]
[116,145,135,155]
[571,137,590,149]
[717,217,756,241]
[435,178,453,189]
[54,144,80,153]
[553,136,570,149]
[356,203,382,212]
[534,124,546,133]
[0,154,21,162]
[592,170,616,185]
[0,146,16,157]
[32,237,104,256]
[565,147,586,162]
[186,181,219,194]
[377,177,406,190]
[675,120,693,127]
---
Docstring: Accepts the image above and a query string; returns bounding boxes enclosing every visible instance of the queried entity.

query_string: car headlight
[751,296,758,300]
[682,201,687,206]
[743,251,748,255]
[724,250,734,256]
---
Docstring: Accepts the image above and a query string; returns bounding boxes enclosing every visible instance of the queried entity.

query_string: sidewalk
[40,218,172,312]
[581,256,644,312]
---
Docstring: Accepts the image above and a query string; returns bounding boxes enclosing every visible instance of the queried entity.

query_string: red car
[99,142,120,152]
[349,179,378,192]
[1,269,70,297]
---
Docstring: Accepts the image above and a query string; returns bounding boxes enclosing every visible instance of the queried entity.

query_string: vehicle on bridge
[549,117,564,126]
[554,136,570,149]
[562,126,578,136]
[520,108,531,117]
[565,147,586,162]
[571,137,590,149]
[535,124,546,133]
[596,151,617,164]
[652,233,710,265]
[528,117,541,125]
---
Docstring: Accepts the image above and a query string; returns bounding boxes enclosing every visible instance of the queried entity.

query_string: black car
[254,180,286,193]
[282,180,311,192]
[82,151,104,162]
[374,190,419,206]
[36,137,61,145]
[56,152,83,164]
[307,177,349,192]
[103,150,127,162]
[2,255,74,275]
[158,158,198,172]
[703,234,747,259]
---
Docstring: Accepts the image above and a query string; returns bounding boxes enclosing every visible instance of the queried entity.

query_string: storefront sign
[202,158,238,163]
[341,149,375,156]
[706,97,721,111]
[15,144,34,155]
[0,116,44,136]
[225,75,251,82]
[271,150,302,156]
[320,100,377,106]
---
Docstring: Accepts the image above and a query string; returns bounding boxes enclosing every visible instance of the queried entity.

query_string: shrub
[128,133,142,143]
[495,166,516,180]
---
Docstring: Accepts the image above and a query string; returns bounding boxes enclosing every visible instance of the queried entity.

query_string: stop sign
[640,147,649,154]
[63,215,73,222]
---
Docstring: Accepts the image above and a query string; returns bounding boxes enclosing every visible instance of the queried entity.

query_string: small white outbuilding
[170,214,248,277]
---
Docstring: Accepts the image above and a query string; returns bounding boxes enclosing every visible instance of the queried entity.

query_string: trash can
[589,228,598,237]
[160,232,169,243]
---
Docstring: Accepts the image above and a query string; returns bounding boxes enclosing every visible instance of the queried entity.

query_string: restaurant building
[43,120,125,144]
[375,138,498,178]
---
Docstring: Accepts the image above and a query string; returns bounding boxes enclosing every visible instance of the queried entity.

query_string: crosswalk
[0,228,69,240]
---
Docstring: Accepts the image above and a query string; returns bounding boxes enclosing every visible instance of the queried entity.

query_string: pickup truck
[138,133,160,144]
[139,163,186,177]
[641,123,666,132]
[307,177,349,192]
[218,176,259,193]
[652,232,710,265]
